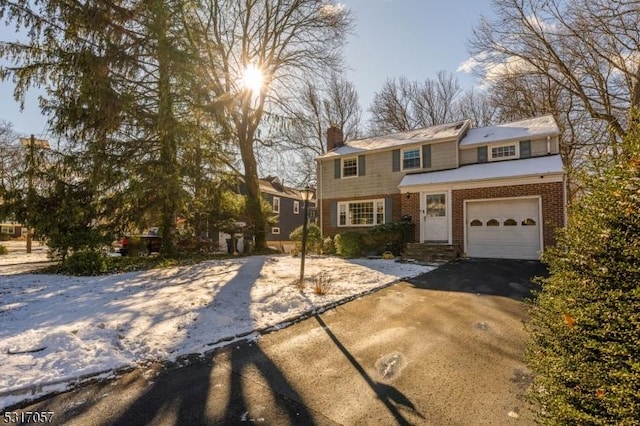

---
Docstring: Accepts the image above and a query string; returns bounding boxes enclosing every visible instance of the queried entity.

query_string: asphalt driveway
[10,259,547,425]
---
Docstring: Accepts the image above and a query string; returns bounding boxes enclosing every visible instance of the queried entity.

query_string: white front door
[423,192,448,243]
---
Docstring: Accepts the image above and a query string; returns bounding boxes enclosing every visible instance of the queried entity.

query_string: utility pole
[20,135,49,254]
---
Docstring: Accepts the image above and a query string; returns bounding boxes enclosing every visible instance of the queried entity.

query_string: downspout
[547,136,551,154]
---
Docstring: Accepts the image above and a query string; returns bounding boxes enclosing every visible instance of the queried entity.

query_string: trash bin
[401,215,414,243]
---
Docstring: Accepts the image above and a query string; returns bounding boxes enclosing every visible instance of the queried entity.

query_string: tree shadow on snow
[103,256,317,425]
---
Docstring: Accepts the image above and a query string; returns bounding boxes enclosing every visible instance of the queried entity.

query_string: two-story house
[316,115,566,260]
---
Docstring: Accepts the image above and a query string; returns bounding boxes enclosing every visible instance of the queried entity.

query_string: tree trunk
[155,0,178,256]
[238,134,267,250]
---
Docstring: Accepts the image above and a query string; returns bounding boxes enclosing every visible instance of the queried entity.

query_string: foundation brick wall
[321,193,402,237]
[450,181,565,251]
[401,192,421,242]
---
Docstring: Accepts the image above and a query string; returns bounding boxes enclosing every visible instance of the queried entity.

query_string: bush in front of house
[289,223,322,254]
[334,231,362,258]
[333,221,413,258]
[525,117,640,425]
[0,244,8,255]
[322,236,336,255]
[361,221,414,255]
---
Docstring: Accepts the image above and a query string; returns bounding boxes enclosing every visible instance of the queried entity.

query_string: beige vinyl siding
[531,136,559,156]
[321,139,460,199]
[430,140,458,170]
[321,150,401,198]
[321,141,458,199]
[459,147,477,165]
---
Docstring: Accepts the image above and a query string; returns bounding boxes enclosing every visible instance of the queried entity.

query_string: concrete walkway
[10,259,546,425]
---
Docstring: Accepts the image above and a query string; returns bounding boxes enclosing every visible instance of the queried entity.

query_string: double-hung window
[272,197,280,213]
[402,148,421,170]
[342,157,358,178]
[338,199,385,227]
[490,144,517,160]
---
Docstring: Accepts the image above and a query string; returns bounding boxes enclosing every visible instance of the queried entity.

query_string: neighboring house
[230,176,316,253]
[258,176,316,251]
[316,115,566,260]
[0,221,23,239]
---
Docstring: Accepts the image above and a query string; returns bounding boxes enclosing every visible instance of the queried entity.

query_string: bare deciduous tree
[191,0,352,250]
[0,120,22,196]
[270,73,361,187]
[368,71,488,134]
[468,0,640,156]
[455,88,496,128]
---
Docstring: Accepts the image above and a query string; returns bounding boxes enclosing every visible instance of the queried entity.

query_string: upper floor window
[272,196,280,213]
[402,148,421,170]
[490,144,517,160]
[293,200,300,214]
[342,157,358,178]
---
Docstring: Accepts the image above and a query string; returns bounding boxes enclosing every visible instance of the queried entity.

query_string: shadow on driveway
[407,258,548,300]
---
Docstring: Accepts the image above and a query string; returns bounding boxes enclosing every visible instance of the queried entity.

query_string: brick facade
[397,181,565,252]
[321,193,402,237]
[401,192,421,242]
[450,181,565,251]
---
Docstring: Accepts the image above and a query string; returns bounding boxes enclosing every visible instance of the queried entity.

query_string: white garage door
[466,198,541,260]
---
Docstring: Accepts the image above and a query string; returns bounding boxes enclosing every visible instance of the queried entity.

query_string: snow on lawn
[0,255,435,409]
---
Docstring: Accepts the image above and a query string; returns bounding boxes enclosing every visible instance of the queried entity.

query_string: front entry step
[402,243,460,263]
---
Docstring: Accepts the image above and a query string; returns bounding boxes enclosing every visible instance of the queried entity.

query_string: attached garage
[465,197,541,260]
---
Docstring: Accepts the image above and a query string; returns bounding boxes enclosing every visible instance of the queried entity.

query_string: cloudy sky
[0,0,495,137]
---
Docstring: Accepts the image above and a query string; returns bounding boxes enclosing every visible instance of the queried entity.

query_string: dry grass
[312,272,333,295]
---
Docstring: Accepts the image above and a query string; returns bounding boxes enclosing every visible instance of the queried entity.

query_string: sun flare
[241,64,264,94]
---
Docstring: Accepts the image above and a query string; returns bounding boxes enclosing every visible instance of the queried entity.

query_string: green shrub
[322,236,336,255]
[0,233,11,241]
[0,244,8,255]
[289,223,322,253]
[361,221,414,255]
[525,117,640,424]
[334,232,362,258]
[61,250,107,275]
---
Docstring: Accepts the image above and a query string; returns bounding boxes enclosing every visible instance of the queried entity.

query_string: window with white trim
[272,197,280,213]
[293,200,300,214]
[342,157,358,178]
[271,227,280,235]
[490,144,517,160]
[338,199,385,227]
[1,225,14,234]
[402,148,421,170]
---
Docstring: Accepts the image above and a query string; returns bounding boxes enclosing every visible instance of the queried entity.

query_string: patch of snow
[0,255,434,409]
[459,115,559,147]
[399,154,563,187]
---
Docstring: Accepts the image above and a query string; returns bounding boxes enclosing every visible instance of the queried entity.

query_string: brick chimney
[326,125,344,152]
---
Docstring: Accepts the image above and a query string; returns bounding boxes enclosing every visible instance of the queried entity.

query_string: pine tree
[1,0,220,255]
[526,112,640,424]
